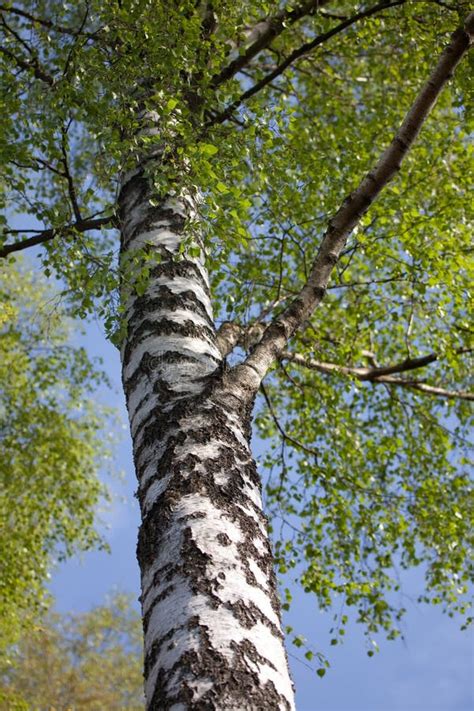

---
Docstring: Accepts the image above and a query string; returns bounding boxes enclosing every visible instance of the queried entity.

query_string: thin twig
[211,0,331,87]
[260,382,320,457]
[209,1,406,126]
[0,216,115,258]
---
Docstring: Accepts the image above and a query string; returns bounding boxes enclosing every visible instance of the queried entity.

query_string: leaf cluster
[1,0,473,648]
[0,261,111,651]
[0,592,144,710]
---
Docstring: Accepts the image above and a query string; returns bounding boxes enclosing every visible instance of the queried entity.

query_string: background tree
[0,592,144,711]
[0,260,110,653]
[0,2,473,709]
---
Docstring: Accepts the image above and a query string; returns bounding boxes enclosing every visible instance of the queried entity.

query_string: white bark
[119,170,295,709]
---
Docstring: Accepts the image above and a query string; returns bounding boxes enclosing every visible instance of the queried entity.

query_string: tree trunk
[119,172,295,710]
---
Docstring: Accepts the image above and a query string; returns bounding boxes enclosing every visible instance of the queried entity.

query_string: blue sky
[49,318,473,711]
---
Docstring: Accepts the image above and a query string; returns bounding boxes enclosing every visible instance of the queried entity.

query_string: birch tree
[1,2,473,709]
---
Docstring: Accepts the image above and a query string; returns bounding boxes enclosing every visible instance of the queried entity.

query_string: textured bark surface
[119,172,295,710]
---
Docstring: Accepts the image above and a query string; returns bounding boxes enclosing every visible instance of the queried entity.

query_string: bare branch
[211,0,331,87]
[0,216,115,258]
[281,351,474,401]
[8,156,69,178]
[209,0,406,126]
[61,5,90,78]
[404,382,474,401]
[232,11,474,392]
[280,351,436,380]
[360,353,439,380]
[327,273,408,290]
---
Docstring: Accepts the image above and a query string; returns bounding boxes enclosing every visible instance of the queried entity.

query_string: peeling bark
[119,171,295,710]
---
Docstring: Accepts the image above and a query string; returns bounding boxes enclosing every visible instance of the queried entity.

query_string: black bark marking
[119,172,293,706]
[147,621,292,710]
[230,637,277,671]
[129,317,216,345]
[142,584,176,633]
[142,627,175,677]
[136,413,253,503]
[118,174,148,230]
[225,599,283,640]
[123,348,221,403]
[127,285,214,331]
[125,206,186,248]
[123,318,217,366]
[149,259,212,298]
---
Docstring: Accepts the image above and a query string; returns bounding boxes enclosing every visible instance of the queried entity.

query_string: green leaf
[199,143,219,156]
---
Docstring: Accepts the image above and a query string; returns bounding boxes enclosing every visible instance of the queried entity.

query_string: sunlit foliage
[0,262,111,650]
[0,593,144,710]
[0,0,472,653]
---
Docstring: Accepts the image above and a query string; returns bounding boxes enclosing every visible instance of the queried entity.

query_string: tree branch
[208,0,406,126]
[281,351,474,401]
[29,156,66,177]
[0,216,114,258]
[360,353,439,380]
[0,3,96,37]
[216,321,242,357]
[211,0,331,87]
[260,382,320,456]
[0,12,58,86]
[232,11,474,392]
[0,43,55,84]
[60,126,83,222]
[216,321,267,357]
[403,382,474,401]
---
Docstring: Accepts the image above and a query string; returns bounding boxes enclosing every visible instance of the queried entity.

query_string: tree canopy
[0,261,110,651]
[0,593,144,710]
[0,0,472,660]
